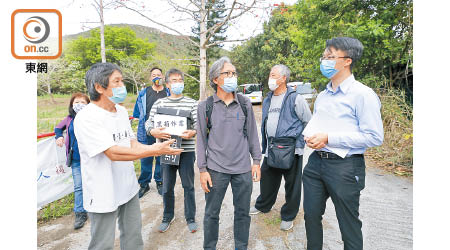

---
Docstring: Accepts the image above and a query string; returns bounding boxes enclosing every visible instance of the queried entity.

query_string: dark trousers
[138,136,162,186]
[203,169,253,250]
[161,152,196,222]
[255,155,303,221]
[302,151,366,250]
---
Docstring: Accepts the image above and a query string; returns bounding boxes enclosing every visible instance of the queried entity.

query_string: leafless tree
[81,0,118,63]
[114,0,273,100]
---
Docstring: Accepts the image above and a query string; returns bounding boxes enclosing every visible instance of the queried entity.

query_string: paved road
[37,104,413,250]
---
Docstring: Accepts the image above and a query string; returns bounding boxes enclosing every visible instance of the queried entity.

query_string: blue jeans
[162,152,196,222]
[138,136,162,187]
[71,162,86,213]
[203,169,253,250]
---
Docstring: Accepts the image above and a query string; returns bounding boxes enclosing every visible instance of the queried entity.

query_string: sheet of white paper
[302,111,351,158]
[154,114,188,136]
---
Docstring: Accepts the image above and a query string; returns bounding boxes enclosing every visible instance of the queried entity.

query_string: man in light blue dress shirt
[303,37,384,250]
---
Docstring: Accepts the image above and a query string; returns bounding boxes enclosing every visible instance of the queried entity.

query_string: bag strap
[264,90,297,141]
[205,94,248,138]
[205,96,214,137]
[236,93,248,138]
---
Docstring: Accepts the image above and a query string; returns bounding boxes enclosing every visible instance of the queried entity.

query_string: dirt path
[37,105,413,250]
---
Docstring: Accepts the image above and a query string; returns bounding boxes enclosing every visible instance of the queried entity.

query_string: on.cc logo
[23,16,50,44]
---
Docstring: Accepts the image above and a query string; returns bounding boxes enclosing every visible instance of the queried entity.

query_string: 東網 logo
[11,9,62,59]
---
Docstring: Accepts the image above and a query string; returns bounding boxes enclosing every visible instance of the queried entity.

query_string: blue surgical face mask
[171,82,184,95]
[320,60,339,79]
[108,86,127,104]
[221,77,238,93]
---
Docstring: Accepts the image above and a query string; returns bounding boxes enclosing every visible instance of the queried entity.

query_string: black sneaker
[74,212,88,230]
[138,185,150,198]
[156,181,163,196]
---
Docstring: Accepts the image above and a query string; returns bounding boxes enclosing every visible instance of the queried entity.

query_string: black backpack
[205,93,248,138]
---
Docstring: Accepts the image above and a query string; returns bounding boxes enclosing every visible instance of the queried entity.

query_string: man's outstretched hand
[153,139,183,155]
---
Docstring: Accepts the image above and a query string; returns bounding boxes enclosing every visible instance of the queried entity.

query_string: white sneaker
[249,206,262,215]
[280,220,293,231]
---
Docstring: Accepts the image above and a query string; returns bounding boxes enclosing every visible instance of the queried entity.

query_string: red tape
[37,116,135,139]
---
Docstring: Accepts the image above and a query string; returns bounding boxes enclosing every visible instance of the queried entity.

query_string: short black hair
[150,67,163,74]
[85,62,122,101]
[326,37,364,70]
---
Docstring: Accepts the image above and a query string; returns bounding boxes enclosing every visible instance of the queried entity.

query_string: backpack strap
[236,93,248,138]
[205,94,249,138]
[205,96,214,137]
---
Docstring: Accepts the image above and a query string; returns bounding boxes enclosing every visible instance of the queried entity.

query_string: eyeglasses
[319,56,351,62]
[220,71,238,77]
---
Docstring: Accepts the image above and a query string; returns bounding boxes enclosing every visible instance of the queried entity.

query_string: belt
[315,151,363,159]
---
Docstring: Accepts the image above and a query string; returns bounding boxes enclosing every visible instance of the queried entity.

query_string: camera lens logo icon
[23,16,50,44]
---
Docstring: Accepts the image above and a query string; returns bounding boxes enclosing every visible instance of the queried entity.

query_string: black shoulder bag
[265,92,297,170]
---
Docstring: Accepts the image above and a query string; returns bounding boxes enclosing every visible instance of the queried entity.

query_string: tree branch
[167,0,200,22]
[115,1,200,48]
[203,0,237,44]
[184,72,200,83]
[203,0,256,47]
[188,0,201,11]
[170,58,200,61]
[206,38,250,48]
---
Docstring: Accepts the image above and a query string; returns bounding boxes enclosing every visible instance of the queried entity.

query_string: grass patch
[38,193,74,223]
[367,88,413,175]
[263,214,282,226]
[37,94,140,222]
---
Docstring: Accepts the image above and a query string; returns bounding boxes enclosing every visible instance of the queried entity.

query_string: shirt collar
[213,92,238,103]
[325,74,355,94]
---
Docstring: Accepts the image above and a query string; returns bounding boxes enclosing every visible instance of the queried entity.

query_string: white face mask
[73,103,87,113]
[268,78,280,91]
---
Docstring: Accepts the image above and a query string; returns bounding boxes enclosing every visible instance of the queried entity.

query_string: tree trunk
[389,65,393,89]
[99,0,106,63]
[46,81,55,104]
[199,0,208,101]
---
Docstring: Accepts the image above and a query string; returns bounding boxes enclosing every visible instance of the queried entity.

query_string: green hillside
[63,23,194,59]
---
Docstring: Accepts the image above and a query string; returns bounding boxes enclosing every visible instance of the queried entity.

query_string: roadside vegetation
[367,89,413,176]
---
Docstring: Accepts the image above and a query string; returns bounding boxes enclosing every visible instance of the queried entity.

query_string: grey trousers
[88,194,143,250]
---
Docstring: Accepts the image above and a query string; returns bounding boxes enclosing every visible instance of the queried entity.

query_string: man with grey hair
[250,64,311,231]
[196,56,262,249]
[303,37,383,250]
[74,62,183,250]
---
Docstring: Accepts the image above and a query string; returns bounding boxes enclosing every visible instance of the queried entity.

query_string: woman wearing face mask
[54,92,90,230]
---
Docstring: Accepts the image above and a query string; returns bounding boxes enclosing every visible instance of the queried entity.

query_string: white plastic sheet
[37,137,73,209]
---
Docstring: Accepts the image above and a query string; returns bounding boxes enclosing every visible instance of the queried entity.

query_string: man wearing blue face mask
[133,67,170,197]
[196,56,262,250]
[302,37,384,250]
[145,68,199,234]
[74,62,183,250]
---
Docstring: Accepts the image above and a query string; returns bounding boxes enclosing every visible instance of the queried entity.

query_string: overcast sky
[21,0,297,50]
